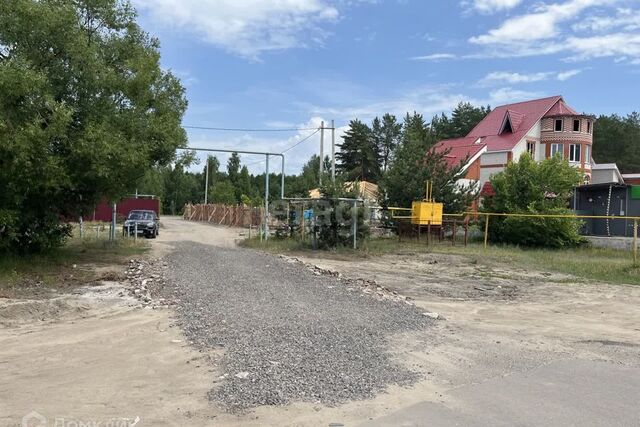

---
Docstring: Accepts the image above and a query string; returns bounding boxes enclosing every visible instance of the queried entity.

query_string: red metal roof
[480,181,495,197]
[465,95,567,152]
[544,99,578,117]
[433,137,486,169]
[505,110,525,132]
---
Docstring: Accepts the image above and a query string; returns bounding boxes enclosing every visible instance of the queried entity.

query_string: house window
[555,119,563,131]
[569,144,581,162]
[573,119,581,132]
[587,121,592,133]
[551,143,563,158]
[526,141,536,157]
[585,145,591,165]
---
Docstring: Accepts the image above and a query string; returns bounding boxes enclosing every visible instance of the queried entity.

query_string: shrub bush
[482,154,585,248]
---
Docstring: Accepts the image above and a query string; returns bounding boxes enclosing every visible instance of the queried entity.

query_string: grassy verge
[241,236,640,286]
[0,226,149,293]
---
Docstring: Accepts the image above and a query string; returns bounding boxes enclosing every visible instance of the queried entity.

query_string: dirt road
[2,217,640,426]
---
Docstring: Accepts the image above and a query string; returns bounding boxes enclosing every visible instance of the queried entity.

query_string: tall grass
[242,236,640,286]
[0,225,148,288]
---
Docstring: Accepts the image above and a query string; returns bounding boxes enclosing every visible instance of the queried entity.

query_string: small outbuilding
[573,183,640,237]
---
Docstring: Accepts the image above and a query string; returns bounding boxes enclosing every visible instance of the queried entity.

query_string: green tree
[0,0,187,252]
[161,151,202,215]
[592,113,640,173]
[204,155,220,190]
[381,112,475,212]
[236,165,252,202]
[431,102,490,140]
[483,154,584,248]
[372,113,402,173]
[209,180,237,205]
[294,155,331,194]
[227,152,241,185]
[337,119,380,182]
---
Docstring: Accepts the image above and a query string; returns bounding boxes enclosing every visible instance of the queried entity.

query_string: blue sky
[132,0,640,174]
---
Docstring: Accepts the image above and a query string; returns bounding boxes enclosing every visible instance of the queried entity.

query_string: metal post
[134,222,138,243]
[204,156,209,205]
[280,155,285,200]
[111,203,117,242]
[319,121,324,186]
[331,119,336,183]
[452,220,457,246]
[264,154,269,241]
[634,219,637,263]
[301,203,305,241]
[79,216,84,239]
[352,200,357,250]
[484,215,490,249]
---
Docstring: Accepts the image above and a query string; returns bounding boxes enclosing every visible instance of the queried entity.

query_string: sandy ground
[2,217,640,426]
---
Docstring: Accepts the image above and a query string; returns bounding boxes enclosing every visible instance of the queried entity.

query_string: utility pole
[265,154,269,241]
[319,121,324,186]
[331,119,336,183]
[204,156,209,205]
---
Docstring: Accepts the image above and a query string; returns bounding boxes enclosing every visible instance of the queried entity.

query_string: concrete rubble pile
[124,259,178,309]
[279,255,415,305]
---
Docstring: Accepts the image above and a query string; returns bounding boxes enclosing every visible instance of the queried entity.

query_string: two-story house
[433,96,594,192]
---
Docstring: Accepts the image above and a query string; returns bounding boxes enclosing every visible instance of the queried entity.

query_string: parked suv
[123,210,159,238]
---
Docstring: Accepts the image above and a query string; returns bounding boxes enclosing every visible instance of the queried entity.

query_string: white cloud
[565,33,640,60]
[470,0,613,45]
[481,71,555,84]
[572,8,640,32]
[410,53,457,61]
[186,117,348,175]
[556,69,583,80]
[480,69,583,84]
[465,0,640,64]
[464,0,523,14]
[186,84,544,175]
[133,0,343,58]
[306,85,542,124]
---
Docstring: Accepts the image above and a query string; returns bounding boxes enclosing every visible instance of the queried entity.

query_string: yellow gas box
[411,201,443,225]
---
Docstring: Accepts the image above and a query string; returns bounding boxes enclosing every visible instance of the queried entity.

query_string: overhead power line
[229,128,321,169]
[184,125,320,132]
[281,128,320,154]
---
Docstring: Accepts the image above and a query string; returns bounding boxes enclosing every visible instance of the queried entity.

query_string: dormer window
[502,118,513,134]
[573,119,581,132]
[555,119,563,132]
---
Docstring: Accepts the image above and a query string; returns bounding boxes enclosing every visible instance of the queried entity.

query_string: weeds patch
[0,232,148,293]
[243,236,640,286]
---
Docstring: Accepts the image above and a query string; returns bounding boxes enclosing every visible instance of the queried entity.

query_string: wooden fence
[183,204,263,228]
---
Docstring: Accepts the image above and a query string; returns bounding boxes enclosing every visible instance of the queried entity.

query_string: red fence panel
[92,198,160,222]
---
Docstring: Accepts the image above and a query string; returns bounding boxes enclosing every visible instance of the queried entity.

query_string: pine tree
[203,155,220,190]
[380,112,476,212]
[227,152,241,184]
[337,119,380,182]
[431,103,490,140]
[372,114,402,173]
[402,112,432,149]
[236,165,252,201]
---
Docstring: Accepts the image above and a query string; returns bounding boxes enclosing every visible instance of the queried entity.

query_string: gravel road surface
[164,241,430,411]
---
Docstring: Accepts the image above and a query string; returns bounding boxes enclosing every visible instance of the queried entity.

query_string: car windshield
[128,211,154,220]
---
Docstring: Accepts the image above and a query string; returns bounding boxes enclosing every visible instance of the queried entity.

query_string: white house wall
[480,151,508,165]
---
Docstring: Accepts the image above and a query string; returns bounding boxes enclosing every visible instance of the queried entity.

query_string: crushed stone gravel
[162,242,432,411]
